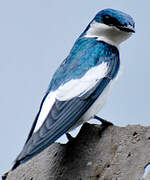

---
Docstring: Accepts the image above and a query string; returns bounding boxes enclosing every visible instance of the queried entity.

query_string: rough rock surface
[5,123,150,180]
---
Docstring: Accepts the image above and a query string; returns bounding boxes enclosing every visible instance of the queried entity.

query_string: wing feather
[16,77,112,163]
[14,41,120,166]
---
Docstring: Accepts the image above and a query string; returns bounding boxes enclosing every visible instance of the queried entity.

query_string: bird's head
[84,9,135,47]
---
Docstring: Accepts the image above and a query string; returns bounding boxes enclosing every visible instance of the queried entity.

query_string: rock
[5,123,150,180]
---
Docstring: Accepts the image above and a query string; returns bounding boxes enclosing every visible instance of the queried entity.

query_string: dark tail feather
[2,171,9,180]
[11,160,21,170]
[1,160,21,180]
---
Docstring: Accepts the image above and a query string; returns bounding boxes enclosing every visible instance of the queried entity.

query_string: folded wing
[13,43,120,168]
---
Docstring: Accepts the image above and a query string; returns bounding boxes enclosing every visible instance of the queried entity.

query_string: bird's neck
[83,21,132,47]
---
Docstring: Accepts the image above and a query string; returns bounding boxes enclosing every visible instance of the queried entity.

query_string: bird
[12,8,135,170]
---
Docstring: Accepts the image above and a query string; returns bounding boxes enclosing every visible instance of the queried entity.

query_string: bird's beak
[117,24,135,33]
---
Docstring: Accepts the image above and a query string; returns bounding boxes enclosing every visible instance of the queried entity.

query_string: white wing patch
[34,62,108,133]
[56,62,108,101]
[34,91,56,132]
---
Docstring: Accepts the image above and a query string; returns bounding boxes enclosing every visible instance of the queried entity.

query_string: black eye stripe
[102,15,121,26]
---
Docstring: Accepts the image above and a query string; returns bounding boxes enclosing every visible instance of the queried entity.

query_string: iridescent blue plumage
[49,37,119,91]
[95,9,135,27]
[12,8,135,170]
[81,9,135,37]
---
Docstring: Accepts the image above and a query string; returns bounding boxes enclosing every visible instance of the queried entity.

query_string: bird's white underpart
[81,80,112,122]
[34,61,109,133]
[85,21,132,47]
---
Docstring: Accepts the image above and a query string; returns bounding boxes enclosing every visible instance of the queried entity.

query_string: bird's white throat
[85,21,132,47]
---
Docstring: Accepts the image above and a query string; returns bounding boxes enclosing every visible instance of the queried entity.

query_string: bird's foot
[94,115,113,127]
[94,115,113,136]
[66,133,74,142]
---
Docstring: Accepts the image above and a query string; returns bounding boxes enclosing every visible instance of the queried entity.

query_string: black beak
[117,25,135,33]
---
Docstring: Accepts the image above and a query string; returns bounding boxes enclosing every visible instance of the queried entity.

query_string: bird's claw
[94,115,113,136]
[66,133,74,142]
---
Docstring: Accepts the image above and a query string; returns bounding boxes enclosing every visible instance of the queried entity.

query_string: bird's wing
[13,53,119,166]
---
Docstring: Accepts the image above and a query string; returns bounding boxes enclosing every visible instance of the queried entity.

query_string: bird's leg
[94,115,113,128]
[94,115,113,137]
[66,133,74,142]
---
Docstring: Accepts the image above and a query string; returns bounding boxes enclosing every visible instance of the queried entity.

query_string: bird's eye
[102,15,120,26]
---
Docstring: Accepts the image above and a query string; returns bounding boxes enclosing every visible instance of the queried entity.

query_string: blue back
[49,37,119,91]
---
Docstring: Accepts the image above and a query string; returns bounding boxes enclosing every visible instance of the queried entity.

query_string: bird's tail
[2,171,9,180]
[11,160,21,170]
